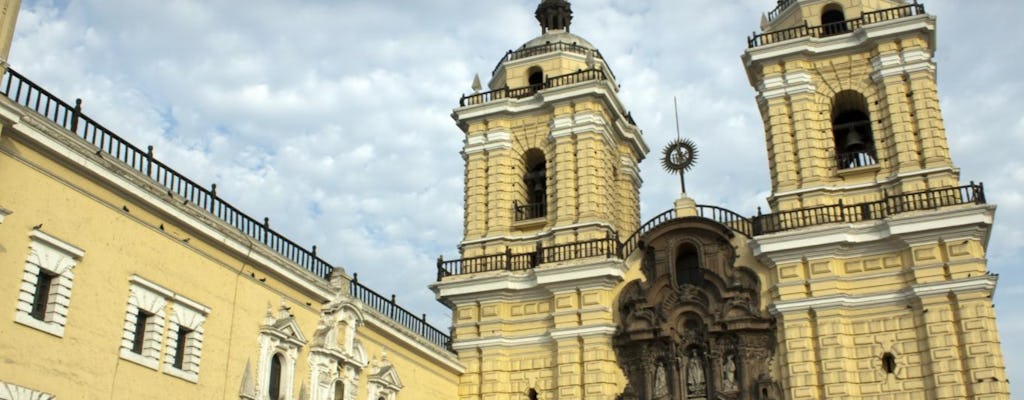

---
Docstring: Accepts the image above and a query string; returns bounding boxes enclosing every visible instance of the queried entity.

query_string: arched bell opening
[821,3,850,36]
[674,242,703,287]
[527,66,544,87]
[832,90,878,169]
[515,148,547,221]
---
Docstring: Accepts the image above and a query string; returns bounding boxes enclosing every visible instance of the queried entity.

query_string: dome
[521,30,596,51]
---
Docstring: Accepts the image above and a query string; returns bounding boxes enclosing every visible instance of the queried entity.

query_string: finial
[535,0,573,33]
[471,74,482,93]
[662,99,699,193]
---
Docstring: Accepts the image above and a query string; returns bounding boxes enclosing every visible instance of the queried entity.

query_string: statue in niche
[653,364,669,400]
[722,354,737,391]
[686,349,705,395]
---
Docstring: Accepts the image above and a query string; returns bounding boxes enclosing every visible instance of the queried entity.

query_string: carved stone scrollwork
[615,218,777,400]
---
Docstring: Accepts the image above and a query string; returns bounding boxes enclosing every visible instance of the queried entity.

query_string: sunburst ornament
[661,138,698,173]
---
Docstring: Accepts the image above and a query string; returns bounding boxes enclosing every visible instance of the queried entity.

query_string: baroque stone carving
[614,218,778,399]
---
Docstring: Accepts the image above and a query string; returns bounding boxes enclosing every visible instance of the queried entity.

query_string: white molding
[751,205,994,264]
[744,15,936,65]
[359,310,465,374]
[768,167,959,200]
[462,128,512,156]
[14,230,82,338]
[459,221,617,247]
[770,276,998,315]
[0,380,55,400]
[453,80,649,159]
[432,258,625,300]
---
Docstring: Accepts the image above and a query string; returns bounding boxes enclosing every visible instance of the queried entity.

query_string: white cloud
[10,0,1024,393]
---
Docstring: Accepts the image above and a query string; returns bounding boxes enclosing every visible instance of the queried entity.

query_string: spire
[535,0,573,33]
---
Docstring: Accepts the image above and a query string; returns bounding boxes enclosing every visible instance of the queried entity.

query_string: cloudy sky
[10,0,1023,392]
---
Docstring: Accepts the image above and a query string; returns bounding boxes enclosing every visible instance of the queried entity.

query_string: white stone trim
[258,305,308,400]
[432,258,625,301]
[309,298,367,400]
[751,205,994,264]
[767,166,959,200]
[119,276,169,370]
[744,15,936,65]
[770,276,998,315]
[13,230,83,338]
[462,128,512,156]
[162,292,209,383]
[453,80,649,159]
[871,48,935,82]
[366,357,403,400]
[757,70,816,101]
[0,380,55,400]
[458,221,617,247]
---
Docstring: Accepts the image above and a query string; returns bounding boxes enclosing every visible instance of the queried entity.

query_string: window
[14,230,84,338]
[675,243,702,287]
[333,381,344,400]
[172,326,193,369]
[269,354,284,400]
[832,90,877,169]
[527,66,544,87]
[29,270,55,320]
[821,4,849,36]
[131,310,153,354]
[515,148,547,221]
[528,388,539,400]
[119,275,209,382]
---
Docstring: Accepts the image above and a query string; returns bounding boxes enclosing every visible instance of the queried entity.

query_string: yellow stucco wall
[0,96,460,399]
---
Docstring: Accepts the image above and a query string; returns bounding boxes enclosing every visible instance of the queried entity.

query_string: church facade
[0,0,1011,399]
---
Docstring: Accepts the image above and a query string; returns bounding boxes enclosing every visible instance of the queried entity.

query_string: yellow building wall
[0,98,460,399]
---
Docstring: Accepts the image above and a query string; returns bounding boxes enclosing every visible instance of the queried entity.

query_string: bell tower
[453,0,647,258]
[434,2,648,399]
[744,1,1010,399]
[744,0,957,211]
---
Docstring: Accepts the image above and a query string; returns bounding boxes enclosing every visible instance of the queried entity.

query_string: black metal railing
[0,68,453,351]
[439,183,986,279]
[493,42,609,77]
[514,201,546,221]
[436,237,617,280]
[748,2,926,48]
[753,183,985,234]
[349,274,451,350]
[461,68,608,107]
[767,0,798,22]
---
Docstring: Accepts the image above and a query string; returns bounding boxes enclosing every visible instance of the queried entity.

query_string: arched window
[516,149,547,220]
[268,353,284,400]
[821,4,849,36]
[333,381,345,400]
[675,243,702,287]
[832,90,877,169]
[528,66,544,87]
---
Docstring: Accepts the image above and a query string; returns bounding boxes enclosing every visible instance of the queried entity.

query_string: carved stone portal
[615,218,778,400]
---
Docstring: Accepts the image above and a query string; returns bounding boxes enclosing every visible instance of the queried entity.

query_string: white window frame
[119,276,170,370]
[13,230,84,338]
[0,380,55,400]
[162,293,210,383]
[258,303,308,400]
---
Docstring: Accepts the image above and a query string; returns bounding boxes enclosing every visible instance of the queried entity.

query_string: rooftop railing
[766,0,798,23]
[492,42,610,78]
[438,183,986,279]
[748,2,926,48]
[0,68,453,352]
[460,68,608,107]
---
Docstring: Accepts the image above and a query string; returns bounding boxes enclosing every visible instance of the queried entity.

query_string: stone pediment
[261,303,308,348]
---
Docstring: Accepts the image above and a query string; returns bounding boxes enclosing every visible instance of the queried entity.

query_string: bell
[843,127,867,152]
